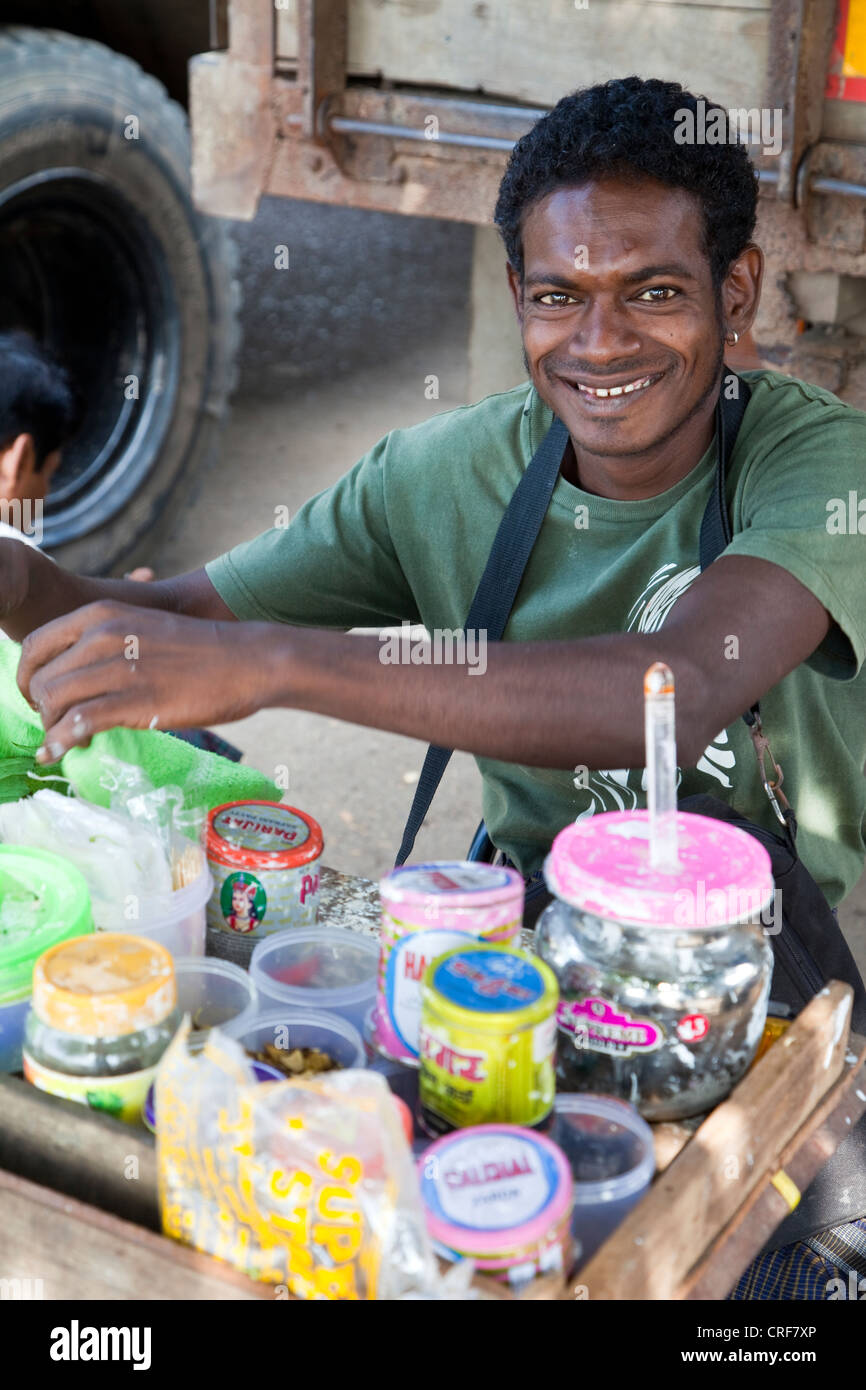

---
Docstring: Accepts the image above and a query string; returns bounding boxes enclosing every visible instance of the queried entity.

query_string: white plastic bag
[0,789,171,929]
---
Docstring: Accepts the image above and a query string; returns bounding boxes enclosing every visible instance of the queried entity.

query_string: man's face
[509,176,727,464]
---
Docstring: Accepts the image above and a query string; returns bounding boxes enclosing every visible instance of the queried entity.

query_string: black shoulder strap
[395,414,569,865]
[397,374,758,866]
[700,379,761,722]
[702,375,798,851]
[699,376,749,568]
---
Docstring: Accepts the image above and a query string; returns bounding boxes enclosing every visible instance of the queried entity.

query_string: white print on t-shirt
[577,564,736,819]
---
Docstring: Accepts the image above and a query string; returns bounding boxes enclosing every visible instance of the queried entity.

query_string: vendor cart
[1,864,864,1302]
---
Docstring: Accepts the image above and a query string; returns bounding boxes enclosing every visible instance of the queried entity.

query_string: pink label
[557,996,663,1057]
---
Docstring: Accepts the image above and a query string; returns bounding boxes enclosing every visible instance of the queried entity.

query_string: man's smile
[558,369,667,407]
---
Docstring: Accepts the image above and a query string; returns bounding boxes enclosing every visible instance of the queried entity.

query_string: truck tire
[0,27,240,573]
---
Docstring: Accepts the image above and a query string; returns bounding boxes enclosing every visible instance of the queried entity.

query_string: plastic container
[250,927,378,1034]
[418,944,558,1136]
[536,811,774,1120]
[374,861,524,1064]
[544,1094,655,1266]
[23,933,180,1124]
[222,1007,367,1071]
[0,846,94,1072]
[131,851,212,959]
[173,956,258,1050]
[418,1124,574,1288]
[205,800,323,938]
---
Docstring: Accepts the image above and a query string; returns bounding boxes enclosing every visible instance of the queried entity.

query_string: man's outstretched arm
[0,539,236,642]
[16,554,831,771]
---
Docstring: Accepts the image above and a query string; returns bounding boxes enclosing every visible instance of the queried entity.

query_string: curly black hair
[494,77,759,289]
[0,331,81,468]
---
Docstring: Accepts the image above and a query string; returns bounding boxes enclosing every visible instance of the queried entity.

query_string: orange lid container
[32,933,177,1038]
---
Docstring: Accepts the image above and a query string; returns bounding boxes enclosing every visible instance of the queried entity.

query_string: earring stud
[726,330,740,346]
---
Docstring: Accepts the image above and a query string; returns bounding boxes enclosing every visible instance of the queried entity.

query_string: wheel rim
[0,167,181,553]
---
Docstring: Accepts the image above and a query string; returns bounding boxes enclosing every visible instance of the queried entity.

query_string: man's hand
[18,602,270,762]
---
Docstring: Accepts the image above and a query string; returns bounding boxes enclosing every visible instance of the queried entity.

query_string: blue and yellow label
[432,948,546,1013]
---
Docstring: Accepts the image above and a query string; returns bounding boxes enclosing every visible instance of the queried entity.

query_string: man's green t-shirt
[207,370,866,907]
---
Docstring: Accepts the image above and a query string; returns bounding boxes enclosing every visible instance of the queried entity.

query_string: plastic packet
[156,1024,461,1301]
[0,788,172,929]
[95,755,206,856]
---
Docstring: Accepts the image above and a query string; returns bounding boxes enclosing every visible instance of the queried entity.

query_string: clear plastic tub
[250,927,379,1033]
[0,846,94,1073]
[223,1008,366,1070]
[173,956,258,1051]
[131,857,213,959]
[545,1093,655,1267]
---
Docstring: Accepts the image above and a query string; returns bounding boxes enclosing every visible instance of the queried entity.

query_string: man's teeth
[576,375,654,398]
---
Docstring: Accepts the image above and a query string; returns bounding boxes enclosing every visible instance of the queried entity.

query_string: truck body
[192,0,866,406]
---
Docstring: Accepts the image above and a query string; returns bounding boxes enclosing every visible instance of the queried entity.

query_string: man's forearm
[0,545,232,642]
[271,626,713,770]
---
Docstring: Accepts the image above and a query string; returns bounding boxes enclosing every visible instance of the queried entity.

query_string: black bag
[679,792,866,1033]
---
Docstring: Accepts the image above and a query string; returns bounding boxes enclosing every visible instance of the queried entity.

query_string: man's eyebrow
[524,262,698,288]
[621,262,697,284]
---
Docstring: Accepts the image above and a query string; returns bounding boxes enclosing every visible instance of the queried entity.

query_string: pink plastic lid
[380,862,523,910]
[544,811,774,929]
[418,1125,573,1255]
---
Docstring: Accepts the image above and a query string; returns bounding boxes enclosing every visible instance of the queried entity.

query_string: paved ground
[148,194,484,883]
[146,194,866,976]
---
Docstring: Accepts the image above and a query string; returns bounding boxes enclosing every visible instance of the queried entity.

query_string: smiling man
[1,76,865,916]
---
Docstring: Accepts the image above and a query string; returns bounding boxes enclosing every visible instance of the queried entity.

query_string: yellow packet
[155,1022,441,1300]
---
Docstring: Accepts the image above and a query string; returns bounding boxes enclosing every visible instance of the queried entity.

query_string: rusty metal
[227,0,274,67]
[297,0,347,142]
[189,0,275,220]
[310,115,520,154]
[760,164,866,201]
[766,0,836,204]
[802,142,866,253]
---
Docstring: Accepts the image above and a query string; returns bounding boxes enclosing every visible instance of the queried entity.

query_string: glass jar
[535,812,775,1122]
[23,932,180,1124]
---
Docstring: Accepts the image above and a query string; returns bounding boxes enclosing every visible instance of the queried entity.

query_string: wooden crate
[275,0,772,116]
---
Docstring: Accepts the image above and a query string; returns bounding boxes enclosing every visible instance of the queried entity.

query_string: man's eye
[537,292,576,306]
[637,286,678,302]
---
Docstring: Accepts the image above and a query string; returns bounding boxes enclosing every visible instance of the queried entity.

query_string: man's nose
[566,298,642,368]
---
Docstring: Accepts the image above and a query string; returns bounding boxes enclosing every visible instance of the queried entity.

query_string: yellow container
[418,944,558,1136]
[23,934,180,1124]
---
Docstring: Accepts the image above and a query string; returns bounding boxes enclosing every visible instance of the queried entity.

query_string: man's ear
[0,433,37,488]
[506,262,524,326]
[721,244,763,342]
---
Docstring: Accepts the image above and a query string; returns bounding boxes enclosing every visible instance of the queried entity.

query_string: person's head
[0,332,80,506]
[231,879,257,921]
[494,77,762,468]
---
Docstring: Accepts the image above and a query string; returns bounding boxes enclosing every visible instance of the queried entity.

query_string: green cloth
[0,639,279,816]
[207,369,866,907]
